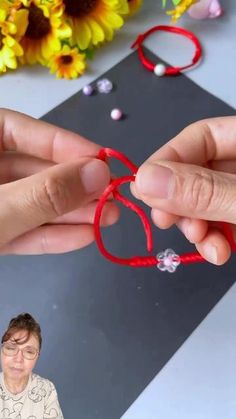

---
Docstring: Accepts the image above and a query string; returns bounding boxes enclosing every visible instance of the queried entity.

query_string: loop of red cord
[131,25,202,75]
[94,148,236,268]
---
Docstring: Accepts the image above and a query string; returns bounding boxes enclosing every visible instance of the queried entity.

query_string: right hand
[132,116,236,265]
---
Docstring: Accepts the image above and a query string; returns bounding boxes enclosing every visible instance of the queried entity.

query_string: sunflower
[126,0,143,16]
[48,44,86,79]
[167,0,196,21]
[0,4,24,73]
[14,0,72,65]
[60,0,129,51]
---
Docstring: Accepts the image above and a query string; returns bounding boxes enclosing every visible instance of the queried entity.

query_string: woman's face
[0,330,40,381]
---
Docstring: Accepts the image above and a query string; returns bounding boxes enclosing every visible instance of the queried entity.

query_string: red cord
[131,25,202,75]
[94,148,235,269]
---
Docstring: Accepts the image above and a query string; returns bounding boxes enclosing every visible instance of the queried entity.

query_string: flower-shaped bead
[156,248,180,273]
[97,78,113,94]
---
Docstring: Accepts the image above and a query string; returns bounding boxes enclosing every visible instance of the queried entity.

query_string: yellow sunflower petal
[56,22,72,38]
[89,18,105,45]
[4,55,17,69]
[114,0,130,14]
[21,0,31,6]
[74,19,92,50]
[3,35,23,56]
[96,14,115,41]
[0,62,7,73]
[0,0,12,16]
[1,45,14,58]
[12,9,29,38]
[127,0,143,16]
[0,10,7,22]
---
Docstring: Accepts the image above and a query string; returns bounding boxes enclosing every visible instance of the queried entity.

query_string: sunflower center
[25,4,51,39]
[61,55,73,65]
[64,0,97,17]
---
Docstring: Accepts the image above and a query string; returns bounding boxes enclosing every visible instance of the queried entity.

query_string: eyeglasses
[1,343,39,360]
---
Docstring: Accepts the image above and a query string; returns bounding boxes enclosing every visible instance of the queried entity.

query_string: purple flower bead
[97,78,113,94]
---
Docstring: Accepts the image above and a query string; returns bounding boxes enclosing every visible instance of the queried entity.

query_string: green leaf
[161,0,182,8]
[84,49,95,60]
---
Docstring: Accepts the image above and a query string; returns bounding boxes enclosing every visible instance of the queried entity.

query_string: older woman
[0,313,63,418]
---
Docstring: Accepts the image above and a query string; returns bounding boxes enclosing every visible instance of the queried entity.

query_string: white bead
[110,108,122,121]
[154,63,166,77]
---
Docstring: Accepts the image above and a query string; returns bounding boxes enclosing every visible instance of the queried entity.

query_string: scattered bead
[110,108,123,121]
[83,84,94,96]
[97,78,113,94]
[156,248,180,273]
[154,63,166,77]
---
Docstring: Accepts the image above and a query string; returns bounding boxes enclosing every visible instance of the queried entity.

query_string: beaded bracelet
[131,25,202,76]
[94,148,236,272]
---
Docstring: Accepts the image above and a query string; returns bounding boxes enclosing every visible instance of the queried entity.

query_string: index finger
[147,116,236,165]
[0,108,100,162]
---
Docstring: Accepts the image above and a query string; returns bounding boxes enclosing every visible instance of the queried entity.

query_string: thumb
[134,160,236,223]
[0,158,109,246]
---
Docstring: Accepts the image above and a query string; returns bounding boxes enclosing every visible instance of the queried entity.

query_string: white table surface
[1,1,236,418]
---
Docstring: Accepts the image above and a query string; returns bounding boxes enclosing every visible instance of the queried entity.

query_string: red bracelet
[94,148,236,272]
[131,25,202,76]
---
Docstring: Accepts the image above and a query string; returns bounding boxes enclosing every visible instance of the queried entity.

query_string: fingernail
[80,160,109,194]
[136,163,173,199]
[178,218,198,243]
[204,244,218,264]
[177,218,192,241]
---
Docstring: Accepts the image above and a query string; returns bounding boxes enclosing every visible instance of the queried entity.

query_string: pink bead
[110,108,123,121]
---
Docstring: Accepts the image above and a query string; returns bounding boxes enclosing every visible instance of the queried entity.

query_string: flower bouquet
[0,0,223,78]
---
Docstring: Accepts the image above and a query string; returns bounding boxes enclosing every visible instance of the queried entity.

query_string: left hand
[0,108,118,254]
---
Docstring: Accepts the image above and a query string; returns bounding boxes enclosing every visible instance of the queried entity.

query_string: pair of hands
[1,108,235,265]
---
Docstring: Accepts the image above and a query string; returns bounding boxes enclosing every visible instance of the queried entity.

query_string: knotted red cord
[131,25,202,75]
[94,148,235,268]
